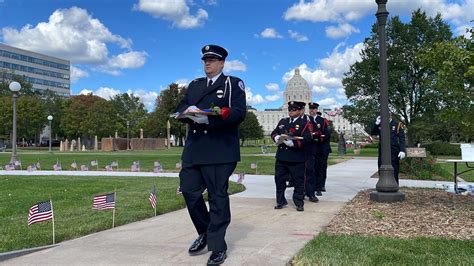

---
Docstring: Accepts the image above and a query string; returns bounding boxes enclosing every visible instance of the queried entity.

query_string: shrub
[400,156,447,180]
[362,142,379,149]
[423,142,461,156]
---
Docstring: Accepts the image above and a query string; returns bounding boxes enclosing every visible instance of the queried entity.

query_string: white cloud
[265,83,280,91]
[224,60,247,72]
[175,79,189,87]
[260,28,283,39]
[70,66,89,83]
[127,89,158,109]
[265,94,282,102]
[284,0,474,37]
[318,97,337,108]
[79,87,158,109]
[313,85,329,94]
[134,0,208,29]
[1,7,147,76]
[282,42,363,102]
[245,87,265,105]
[288,30,309,42]
[325,23,360,39]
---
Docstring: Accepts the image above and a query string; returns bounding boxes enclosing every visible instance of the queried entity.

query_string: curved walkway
[1,158,465,265]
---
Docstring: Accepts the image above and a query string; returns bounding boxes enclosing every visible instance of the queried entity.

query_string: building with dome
[250,68,367,139]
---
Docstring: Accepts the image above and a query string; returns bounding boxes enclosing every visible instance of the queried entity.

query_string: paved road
[2,158,466,265]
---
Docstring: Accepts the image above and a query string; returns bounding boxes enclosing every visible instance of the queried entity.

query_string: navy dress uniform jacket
[175,74,247,165]
[271,117,312,162]
[371,120,406,155]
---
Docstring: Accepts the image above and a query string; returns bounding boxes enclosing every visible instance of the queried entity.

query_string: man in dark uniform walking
[300,104,319,202]
[371,113,406,183]
[271,101,312,211]
[310,103,331,196]
[175,44,246,265]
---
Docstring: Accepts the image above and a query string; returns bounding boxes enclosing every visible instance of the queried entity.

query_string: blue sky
[0,0,472,111]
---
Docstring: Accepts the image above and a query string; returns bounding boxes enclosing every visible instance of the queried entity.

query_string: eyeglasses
[202,58,220,64]
[288,108,298,112]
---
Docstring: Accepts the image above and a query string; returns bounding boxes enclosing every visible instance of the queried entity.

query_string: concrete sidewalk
[2,158,465,265]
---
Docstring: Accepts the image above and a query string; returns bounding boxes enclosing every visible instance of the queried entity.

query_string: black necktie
[290,118,294,123]
[208,79,213,87]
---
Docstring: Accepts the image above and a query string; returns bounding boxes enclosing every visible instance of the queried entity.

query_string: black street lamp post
[370,0,405,202]
[48,115,53,153]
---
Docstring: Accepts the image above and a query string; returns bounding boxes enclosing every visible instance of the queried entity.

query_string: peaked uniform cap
[201,45,228,60]
[288,101,305,110]
[308,102,319,109]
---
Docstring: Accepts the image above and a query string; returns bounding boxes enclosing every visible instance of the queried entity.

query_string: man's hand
[375,116,381,125]
[283,139,294,147]
[190,114,209,124]
[184,105,199,113]
[398,151,406,160]
[274,135,281,143]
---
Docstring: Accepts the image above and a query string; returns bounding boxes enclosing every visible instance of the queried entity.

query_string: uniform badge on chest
[392,126,395,131]
[216,89,224,98]
[317,124,321,128]
[278,125,284,129]
[295,125,300,130]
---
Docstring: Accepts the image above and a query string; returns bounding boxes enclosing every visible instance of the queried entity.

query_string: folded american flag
[28,200,53,226]
[92,192,115,210]
[149,185,157,209]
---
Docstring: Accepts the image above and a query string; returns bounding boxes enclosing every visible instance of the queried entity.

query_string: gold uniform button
[193,130,196,133]
[204,130,207,134]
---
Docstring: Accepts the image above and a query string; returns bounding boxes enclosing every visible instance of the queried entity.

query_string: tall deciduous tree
[109,93,148,138]
[239,111,263,146]
[144,83,187,145]
[343,10,458,144]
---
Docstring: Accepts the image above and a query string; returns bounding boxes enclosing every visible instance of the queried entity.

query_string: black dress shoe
[274,202,288,209]
[188,234,207,255]
[308,196,319,202]
[286,182,294,188]
[316,191,322,196]
[207,250,226,265]
[296,205,304,211]
[321,187,326,192]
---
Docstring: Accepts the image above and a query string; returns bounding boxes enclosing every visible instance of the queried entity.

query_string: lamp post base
[370,191,405,202]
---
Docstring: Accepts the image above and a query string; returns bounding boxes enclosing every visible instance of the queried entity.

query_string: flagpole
[255,163,258,175]
[112,191,116,228]
[154,184,157,217]
[97,159,99,171]
[50,198,55,244]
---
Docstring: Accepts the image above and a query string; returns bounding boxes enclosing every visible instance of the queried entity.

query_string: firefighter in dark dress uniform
[175,44,246,265]
[310,104,331,195]
[271,101,312,211]
[300,105,319,202]
[371,114,406,184]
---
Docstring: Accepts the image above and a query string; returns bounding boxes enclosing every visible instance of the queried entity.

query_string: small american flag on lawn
[14,160,21,167]
[237,172,245,184]
[5,163,14,171]
[70,161,77,169]
[90,160,98,166]
[131,164,140,172]
[36,161,41,169]
[175,161,182,169]
[28,200,53,226]
[92,192,115,210]
[27,164,37,172]
[105,165,113,171]
[176,186,182,195]
[110,160,118,167]
[149,185,157,209]
[53,162,62,171]
[250,162,257,169]
[80,165,89,171]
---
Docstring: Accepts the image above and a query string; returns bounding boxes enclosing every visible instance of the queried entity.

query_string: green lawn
[0,175,244,252]
[292,233,474,265]
[437,161,474,182]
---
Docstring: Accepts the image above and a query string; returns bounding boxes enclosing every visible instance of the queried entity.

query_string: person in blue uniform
[310,104,331,195]
[175,44,246,265]
[271,101,312,211]
[371,114,406,183]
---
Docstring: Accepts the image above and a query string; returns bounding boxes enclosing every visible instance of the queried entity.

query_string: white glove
[375,116,381,125]
[184,105,199,113]
[398,151,406,160]
[190,114,209,124]
[283,139,294,147]
[274,135,281,143]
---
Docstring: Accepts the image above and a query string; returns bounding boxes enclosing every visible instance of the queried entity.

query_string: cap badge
[205,45,210,50]
[238,81,245,91]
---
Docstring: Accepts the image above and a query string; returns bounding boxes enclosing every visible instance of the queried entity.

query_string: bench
[445,159,474,194]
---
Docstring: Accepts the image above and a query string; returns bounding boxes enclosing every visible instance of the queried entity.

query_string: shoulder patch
[238,80,245,91]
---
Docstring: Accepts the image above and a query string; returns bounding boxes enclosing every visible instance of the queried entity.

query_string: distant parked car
[39,139,60,147]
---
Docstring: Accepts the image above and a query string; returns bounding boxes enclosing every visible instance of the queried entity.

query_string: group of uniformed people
[271,101,332,211]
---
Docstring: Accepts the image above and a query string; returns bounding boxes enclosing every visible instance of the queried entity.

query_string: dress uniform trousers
[305,153,317,197]
[180,161,237,251]
[377,151,400,183]
[275,159,305,207]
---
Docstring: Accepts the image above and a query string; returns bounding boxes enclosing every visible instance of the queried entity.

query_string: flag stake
[50,197,55,244]
[112,191,116,228]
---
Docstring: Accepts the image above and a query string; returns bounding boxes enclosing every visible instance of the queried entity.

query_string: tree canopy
[342,9,472,144]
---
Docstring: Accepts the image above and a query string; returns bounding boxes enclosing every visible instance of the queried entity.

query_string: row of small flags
[2,160,258,174]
